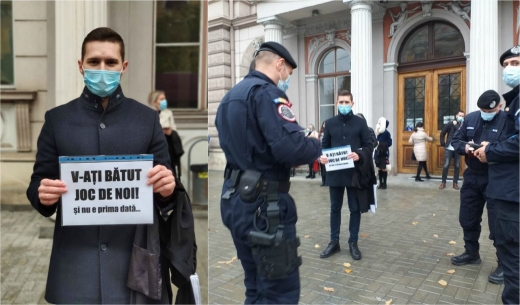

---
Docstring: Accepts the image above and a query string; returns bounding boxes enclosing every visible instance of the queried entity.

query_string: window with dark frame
[1,0,14,86]
[317,47,351,125]
[155,0,201,109]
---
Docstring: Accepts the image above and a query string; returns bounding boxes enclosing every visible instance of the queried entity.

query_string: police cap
[477,90,501,110]
[256,41,297,69]
[499,46,520,66]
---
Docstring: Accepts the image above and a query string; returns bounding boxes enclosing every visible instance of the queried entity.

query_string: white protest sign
[59,155,154,226]
[323,145,355,172]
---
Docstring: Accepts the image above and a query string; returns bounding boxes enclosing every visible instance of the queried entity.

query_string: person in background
[408,122,434,182]
[306,124,319,179]
[318,120,327,186]
[439,110,465,190]
[374,117,392,189]
[149,90,182,181]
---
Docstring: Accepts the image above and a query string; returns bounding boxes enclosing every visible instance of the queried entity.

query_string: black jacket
[322,112,372,187]
[440,120,462,147]
[26,86,175,304]
[351,147,377,213]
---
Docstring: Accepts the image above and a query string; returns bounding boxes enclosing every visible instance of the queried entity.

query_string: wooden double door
[397,66,466,176]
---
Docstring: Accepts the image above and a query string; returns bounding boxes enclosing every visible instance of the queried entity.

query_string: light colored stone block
[208,28,230,43]
[208,65,231,78]
[208,150,226,170]
[208,40,231,54]
[239,39,251,55]
[208,78,232,90]
[13,21,47,56]
[208,0,229,20]
[234,1,251,18]
[14,57,47,91]
[208,53,231,66]
[208,89,228,102]
[13,1,47,20]
[208,103,221,115]
[29,92,47,123]
[248,25,265,39]
[208,126,217,136]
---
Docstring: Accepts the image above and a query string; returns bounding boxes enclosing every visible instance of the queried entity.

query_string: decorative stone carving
[420,1,433,17]
[388,2,420,38]
[307,30,351,62]
[325,29,336,45]
[304,18,350,36]
[435,1,471,23]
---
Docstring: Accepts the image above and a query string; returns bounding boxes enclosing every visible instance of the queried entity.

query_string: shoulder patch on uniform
[273,97,292,108]
[277,104,296,122]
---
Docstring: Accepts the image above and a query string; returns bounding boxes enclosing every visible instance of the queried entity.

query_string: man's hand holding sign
[38,164,175,205]
[319,145,357,171]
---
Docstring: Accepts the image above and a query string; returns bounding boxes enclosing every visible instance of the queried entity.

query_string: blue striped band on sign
[58,155,154,163]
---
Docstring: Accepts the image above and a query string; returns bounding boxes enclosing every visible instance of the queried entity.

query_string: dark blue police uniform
[485,85,519,304]
[215,70,321,304]
[451,109,508,265]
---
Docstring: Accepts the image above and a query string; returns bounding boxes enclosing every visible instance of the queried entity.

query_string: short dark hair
[338,90,353,101]
[457,109,465,114]
[81,27,125,61]
[414,121,423,132]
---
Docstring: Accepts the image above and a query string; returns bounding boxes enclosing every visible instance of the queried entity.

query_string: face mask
[502,66,520,88]
[83,67,122,97]
[277,65,290,92]
[480,110,497,121]
[159,99,168,111]
[306,128,310,133]
[457,116,464,123]
[338,105,352,115]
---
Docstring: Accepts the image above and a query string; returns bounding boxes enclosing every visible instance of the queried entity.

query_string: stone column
[207,19,232,170]
[258,17,285,44]
[53,1,107,107]
[346,0,373,125]
[468,0,498,113]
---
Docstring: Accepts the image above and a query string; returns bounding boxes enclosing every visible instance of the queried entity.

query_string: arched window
[317,47,351,124]
[398,21,465,72]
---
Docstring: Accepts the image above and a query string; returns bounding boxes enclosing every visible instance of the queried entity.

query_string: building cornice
[209,17,232,31]
[233,14,258,30]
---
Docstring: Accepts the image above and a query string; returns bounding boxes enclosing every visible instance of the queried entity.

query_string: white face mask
[502,65,520,88]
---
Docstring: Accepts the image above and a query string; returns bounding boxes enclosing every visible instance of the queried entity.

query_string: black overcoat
[322,112,373,187]
[26,86,174,304]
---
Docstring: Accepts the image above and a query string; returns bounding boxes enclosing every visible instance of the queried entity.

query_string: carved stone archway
[239,36,264,79]
[387,9,470,63]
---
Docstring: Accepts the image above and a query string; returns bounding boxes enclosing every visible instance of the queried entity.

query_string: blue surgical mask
[502,66,520,88]
[480,110,497,121]
[338,105,352,115]
[457,116,464,123]
[159,99,168,111]
[83,67,122,97]
[277,65,290,92]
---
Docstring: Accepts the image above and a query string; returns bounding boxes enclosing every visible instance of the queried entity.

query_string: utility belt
[222,166,301,280]
[467,168,488,176]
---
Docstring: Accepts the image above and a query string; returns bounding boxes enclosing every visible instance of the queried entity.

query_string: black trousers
[492,199,519,305]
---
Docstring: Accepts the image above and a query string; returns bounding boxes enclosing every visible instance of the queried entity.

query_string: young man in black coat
[319,90,373,260]
[26,28,177,304]
[439,110,465,190]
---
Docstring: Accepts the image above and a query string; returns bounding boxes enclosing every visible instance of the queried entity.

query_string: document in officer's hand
[322,146,354,171]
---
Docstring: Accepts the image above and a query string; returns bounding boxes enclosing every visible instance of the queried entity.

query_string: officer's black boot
[488,260,504,284]
[377,170,383,189]
[451,251,481,266]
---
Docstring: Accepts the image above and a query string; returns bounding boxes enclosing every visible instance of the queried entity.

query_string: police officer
[451,90,506,285]
[474,46,519,305]
[215,42,321,304]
